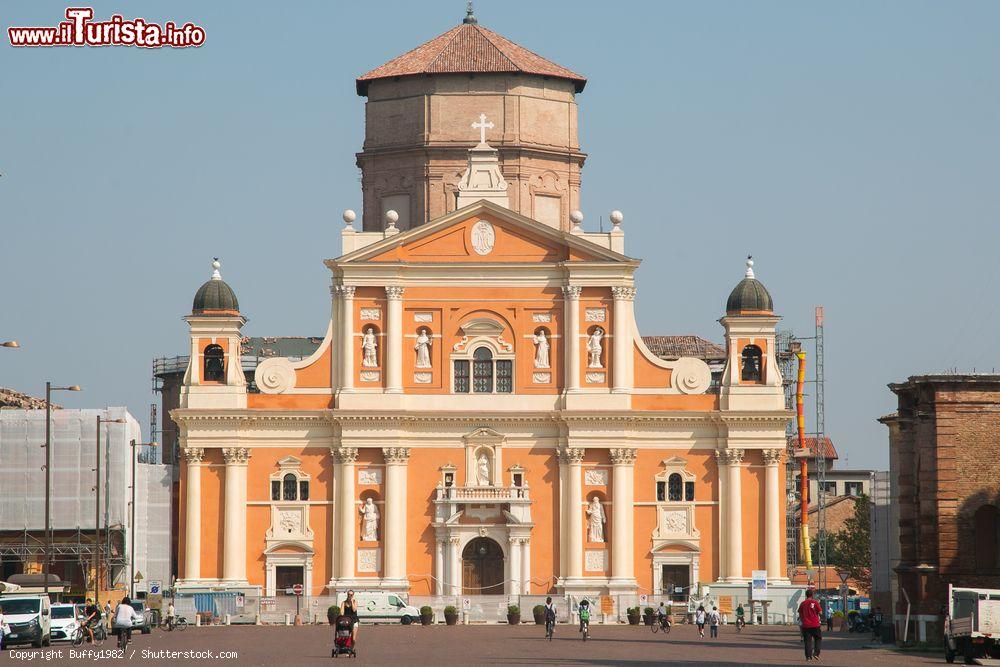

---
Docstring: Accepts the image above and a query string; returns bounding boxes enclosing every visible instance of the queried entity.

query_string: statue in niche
[476,452,491,486]
[587,327,604,368]
[362,327,378,368]
[586,496,606,543]
[532,329,550,369]
[359,497,379,542]
[414,328,432,369]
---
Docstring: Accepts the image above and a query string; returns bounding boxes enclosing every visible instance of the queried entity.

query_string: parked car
[336,592,420,625]
[128,600,154,634]
[0,595,51,648]
[48,603,80,642]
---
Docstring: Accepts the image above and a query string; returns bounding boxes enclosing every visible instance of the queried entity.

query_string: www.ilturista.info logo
[8,7,205,48]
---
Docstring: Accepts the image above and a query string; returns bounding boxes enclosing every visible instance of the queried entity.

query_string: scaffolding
[814,306,828,593]
[776,330,800,570]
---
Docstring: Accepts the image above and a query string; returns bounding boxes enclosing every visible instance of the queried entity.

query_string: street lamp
[1,340,19,348]
[129,438,158,598]
[44,382,82,599]
[94,416,125,604]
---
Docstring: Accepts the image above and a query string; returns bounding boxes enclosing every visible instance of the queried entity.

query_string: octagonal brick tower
[355,8,587,232]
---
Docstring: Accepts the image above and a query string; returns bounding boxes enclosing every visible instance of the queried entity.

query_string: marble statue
[532,330,550,369]
[362,327,378,368]
[476,453,491,486]
[587,327,604,368]
[586,496,606,543]
[414,328,432,369]
[359,497,379,542]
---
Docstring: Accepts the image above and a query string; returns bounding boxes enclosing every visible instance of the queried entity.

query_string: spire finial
[464,0,477,24]
[745,254,755,279]
[211,257,222,280]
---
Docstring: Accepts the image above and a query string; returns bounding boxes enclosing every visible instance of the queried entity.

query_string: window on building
[271,481,281,501]
[740,345,762,382]
[444,472,455,487]
[299,480,309,501]
[685,481,695,502]
[974,504,1000,571]
[668,473,683,501]
[821,481,838,496]
[472,347,494,393]
[203,344,225,382]
[282,473,298,501]
[496,360,513,393]
[845,481,864,497]
[454,360,470,393]
[656,481,666,502]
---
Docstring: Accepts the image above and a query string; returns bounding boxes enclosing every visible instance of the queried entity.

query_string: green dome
[192,259,239,314]
[726,257,773,315]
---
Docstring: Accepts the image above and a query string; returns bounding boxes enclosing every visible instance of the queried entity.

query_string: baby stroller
[331,615,356,658]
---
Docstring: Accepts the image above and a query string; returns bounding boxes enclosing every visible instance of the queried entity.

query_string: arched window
[741,345,763,382]
[204,344,225,382]
[668,473,683,502]
[282,473,298,501]
[472,347,494,393]
[975,504,1000,570]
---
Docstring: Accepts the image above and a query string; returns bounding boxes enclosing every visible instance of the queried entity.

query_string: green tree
[830,494,872,590]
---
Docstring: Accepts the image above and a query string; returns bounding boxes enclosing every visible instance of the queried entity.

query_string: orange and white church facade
[172,12,791,600]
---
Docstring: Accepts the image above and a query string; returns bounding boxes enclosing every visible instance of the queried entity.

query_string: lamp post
[129,438,157,598]
[94,415,125,605]
[44,381,81,599]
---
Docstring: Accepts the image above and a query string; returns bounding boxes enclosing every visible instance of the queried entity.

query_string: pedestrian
[871,606,884,643]
[0,604,7,650]
[709,606,721,638]
[695,604,706,638]
[825,603,834,632]
[104,600,112,630]
[798,589,823,661]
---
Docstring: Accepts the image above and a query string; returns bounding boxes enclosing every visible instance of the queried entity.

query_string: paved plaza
[3,624,940,666]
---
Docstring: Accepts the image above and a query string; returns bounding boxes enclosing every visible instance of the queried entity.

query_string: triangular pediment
[332,201,634,265]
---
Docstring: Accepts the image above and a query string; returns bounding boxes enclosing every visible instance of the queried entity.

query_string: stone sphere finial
[211,257,221,280]
[385,209,399,229]
[745,255,755,279]
[609,210,624,227]
[343,209,357,226]
[569,210,584,226]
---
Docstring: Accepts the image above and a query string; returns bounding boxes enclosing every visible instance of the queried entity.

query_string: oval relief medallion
[470,220,496,256]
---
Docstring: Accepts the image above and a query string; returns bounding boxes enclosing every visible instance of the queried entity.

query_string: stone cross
[472,113,494,144]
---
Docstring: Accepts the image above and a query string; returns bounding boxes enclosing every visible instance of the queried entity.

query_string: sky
[2,1,999,471]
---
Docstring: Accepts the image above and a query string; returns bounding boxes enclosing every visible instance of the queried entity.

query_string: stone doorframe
[264,543,314,596]
[650,546,700,596]
[434,518,532,596]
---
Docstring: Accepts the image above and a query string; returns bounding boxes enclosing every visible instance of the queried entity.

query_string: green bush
[833,611,845,618]
[327,605,341,618]
[420,606,433,616]
[644,607,655,615]
[533,605,546,615]
[508,605,520,614]
[444,605,457,615]
[627,607,640,615]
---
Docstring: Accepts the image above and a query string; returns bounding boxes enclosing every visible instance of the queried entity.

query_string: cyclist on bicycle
[112,596,141,647]
[578,599,591,639]
[735,603,746,630]
[656,602,671,630]
[82,598,101,644]
[544,597,556,639]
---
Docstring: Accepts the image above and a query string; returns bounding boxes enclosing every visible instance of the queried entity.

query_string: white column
[449,537,461,596]
[558,453,568,577]
[562,286,581,392]
[183,447,204,581]
[508,537,522,594]
[328,449,338,587]
[521,539,531,595]
[338,286,356,391]
[763,448,784,582]
[610,287,636,393]
[715,450,728,581]
[610,448,637,584]
[222,447,250,582]
[434,539,445,595]
[724,448,745,581]
[564,447,585,579]
[336,447,359,581]
[383,447,410,583]
[385,286,404,393]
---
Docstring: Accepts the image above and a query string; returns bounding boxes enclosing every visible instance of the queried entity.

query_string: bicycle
[736,617,746,633]
[159,616,188,631]
[545,618,555,641]
[579,613,590,641]
[116,626,132,651]
[71,621,106,647]
[652,616,671,634]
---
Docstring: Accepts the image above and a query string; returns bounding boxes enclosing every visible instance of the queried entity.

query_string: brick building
[880,375,1000,643]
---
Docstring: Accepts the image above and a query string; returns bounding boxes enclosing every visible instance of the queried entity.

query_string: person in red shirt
[798,589,823,661]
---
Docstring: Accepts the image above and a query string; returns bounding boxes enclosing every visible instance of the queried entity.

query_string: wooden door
[462,537,504,595]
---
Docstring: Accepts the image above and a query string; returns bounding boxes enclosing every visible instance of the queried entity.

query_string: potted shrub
[643,607,655,625]
[627,607,641,625]
[444,605,459,625]
[326,605,341,625]
[507,604,521,625]
[420,606,434,626]
[533,604,546,625]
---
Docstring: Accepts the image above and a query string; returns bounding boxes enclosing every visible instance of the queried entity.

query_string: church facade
[172,12,791,600]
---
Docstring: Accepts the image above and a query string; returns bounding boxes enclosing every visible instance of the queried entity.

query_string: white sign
[638,594,648,607]
[462,597,471,611]
[236,594,245,608]
[148,581,161,595]
[751,570,768,600]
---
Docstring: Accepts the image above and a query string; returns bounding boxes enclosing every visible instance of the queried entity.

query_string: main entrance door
[462,537,504,595]
[276,565,304,595]
[661,564,690,602]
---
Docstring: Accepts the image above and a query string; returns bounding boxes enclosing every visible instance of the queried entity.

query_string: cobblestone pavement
[3,624,941,666]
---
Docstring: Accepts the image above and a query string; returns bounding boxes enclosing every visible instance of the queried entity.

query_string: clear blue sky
[3,1,998,470]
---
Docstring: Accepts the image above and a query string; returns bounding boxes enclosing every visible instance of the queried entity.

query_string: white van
[337,592,420,625]
[0,595,51,648]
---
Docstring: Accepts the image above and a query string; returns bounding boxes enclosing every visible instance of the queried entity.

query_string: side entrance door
[662,564,690,602]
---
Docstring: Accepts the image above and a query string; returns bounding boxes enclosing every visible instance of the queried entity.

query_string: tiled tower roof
[357,22,586,95]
